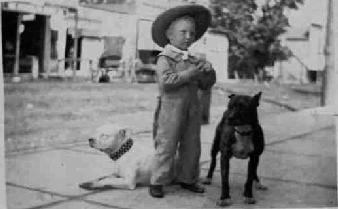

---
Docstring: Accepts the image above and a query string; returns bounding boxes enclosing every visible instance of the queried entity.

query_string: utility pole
[0,3,8,208]
[321,0,335,106]
[335,0,338,106]
[334,0,338,154]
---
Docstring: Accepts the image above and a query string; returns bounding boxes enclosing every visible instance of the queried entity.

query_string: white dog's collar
[109,138,133,161]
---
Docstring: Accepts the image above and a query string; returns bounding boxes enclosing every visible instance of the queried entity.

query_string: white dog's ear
[123,128,133,138]
[118,129,126,137]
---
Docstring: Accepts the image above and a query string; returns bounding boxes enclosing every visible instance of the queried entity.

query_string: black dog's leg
[252,156,268,191]
[216,153,232,206]
[243,155,259,204]
[204,145,218,183]
[251,125,268,191]
[207,138,219,178]
[203,127,221,185]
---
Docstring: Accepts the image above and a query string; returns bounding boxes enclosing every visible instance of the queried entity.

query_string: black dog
[203,92,267,206]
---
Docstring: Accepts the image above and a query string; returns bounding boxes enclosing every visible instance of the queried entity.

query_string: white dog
[79,124,163,190]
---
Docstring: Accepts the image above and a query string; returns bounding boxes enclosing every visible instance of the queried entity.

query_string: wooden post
[72,9,79,78]
[334,0,338,106]
[135,18,139,59]
[0,3,8,208]
[43,16,51,78]
[13,13,22,79]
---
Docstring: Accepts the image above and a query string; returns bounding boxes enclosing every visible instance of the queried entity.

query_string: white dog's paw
[201,177,212,185]
[216,198,232,207]
[244,197,256,204]
[79,182,97,190]
[254,181,268,190]
[127,183,136,190]
[79,181,111,190]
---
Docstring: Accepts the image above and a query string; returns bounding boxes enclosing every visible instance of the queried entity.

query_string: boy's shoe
[149,185,164,198]
[180,182,205,193]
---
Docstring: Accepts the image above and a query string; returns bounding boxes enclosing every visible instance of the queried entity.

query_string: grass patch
[4,81,158,152]
[4,80,320,153]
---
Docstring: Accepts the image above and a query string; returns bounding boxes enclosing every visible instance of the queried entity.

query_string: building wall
[64,6,137,77]
[137,19,162,51]
[190,32,229,83]
[50,9,69,74]
[78,38,104,76]
[273,24,325,84]
[275,56,309,84]
[274,40,309,83]
[307,25,325,71]
[206,33,229,83]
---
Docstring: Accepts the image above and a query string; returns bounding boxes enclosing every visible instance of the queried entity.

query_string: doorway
[2,11,46,74]
[64,30,82,71]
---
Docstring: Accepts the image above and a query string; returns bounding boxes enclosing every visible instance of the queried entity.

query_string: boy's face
[166,18,196,51]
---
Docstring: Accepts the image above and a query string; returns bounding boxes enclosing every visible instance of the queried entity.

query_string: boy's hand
[185,63,203,79]
[196,60,213,73]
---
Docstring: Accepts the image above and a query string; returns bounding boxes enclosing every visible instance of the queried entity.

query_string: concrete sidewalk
[5,107,337,209]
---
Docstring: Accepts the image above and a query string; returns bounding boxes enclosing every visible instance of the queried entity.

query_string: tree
[210,0,303,80]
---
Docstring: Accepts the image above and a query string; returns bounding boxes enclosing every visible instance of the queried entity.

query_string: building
[1,0,79,80]
[2,0,229,82]
[271,23,325,84]
[63,0,229,82]
[190,29,229,83]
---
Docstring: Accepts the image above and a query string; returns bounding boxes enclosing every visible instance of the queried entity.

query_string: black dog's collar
[109,138,133,161]
[234,128,253,136]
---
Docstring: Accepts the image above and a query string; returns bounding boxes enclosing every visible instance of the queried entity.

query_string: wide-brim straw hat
[151,4,212,47]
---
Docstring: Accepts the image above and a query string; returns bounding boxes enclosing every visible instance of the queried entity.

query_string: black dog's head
[226,92,262,126]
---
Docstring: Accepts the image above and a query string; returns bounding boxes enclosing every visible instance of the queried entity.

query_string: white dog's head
[89,124,133,156]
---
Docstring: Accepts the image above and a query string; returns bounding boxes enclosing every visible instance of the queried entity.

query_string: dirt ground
[4,80,320,153]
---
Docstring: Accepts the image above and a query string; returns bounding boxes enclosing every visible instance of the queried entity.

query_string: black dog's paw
[201,177,212,185]
[244,197,256,204]
[216,198,232,206]
[254,181,268,190]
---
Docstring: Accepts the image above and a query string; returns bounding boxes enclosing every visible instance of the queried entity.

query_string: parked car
[135,50,160,83]
[98,52,123,82]
[135,63,157,83]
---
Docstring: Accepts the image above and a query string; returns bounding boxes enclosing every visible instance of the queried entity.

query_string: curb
[214,85,299,111]
[291,86,321,96]
[262,106,334,145]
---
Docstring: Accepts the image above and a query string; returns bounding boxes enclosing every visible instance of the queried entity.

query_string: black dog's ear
[252,92,262,106]
[228,94,236,99]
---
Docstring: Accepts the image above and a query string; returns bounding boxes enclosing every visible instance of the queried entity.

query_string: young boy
[150,5,216,198]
